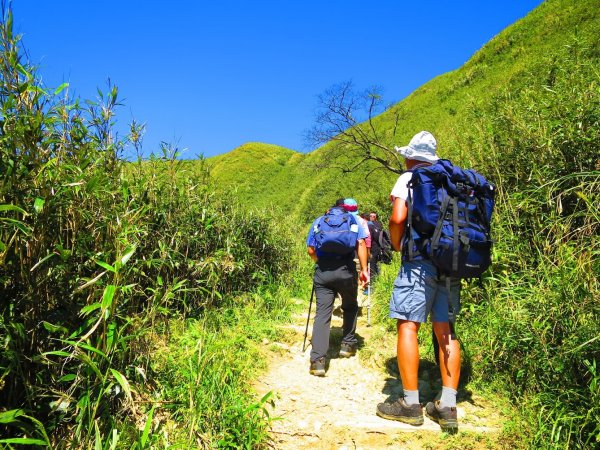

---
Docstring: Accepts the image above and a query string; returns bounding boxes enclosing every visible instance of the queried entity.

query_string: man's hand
[359,268,370,285]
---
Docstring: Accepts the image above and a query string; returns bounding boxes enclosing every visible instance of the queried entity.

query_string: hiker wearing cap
[343,198,372,293]
[376,131,461,430]
[306,198,370,376]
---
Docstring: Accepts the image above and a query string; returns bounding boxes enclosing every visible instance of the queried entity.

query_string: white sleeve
[390,171,413,201]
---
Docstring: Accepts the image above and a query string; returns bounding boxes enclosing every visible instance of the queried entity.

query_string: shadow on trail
[326,325,365,360]
[379,331,477,406]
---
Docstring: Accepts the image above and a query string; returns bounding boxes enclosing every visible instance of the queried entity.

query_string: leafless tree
[305,81,404,176]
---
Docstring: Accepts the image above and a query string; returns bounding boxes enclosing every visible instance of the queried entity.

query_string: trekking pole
[302,285,315,353]
[367,262,371,327]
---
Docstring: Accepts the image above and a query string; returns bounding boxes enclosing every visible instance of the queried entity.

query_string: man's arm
[357,238,369,283]
[389,197,408,252]
[307,246,318,262]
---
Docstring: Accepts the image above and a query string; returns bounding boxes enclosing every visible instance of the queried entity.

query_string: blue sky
[13,1,544,159]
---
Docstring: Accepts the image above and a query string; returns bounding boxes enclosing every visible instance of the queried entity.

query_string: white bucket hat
[394,131,439,163]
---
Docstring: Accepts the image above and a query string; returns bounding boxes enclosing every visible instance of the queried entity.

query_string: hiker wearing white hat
[376,131,461,430]
[394,130,439,163]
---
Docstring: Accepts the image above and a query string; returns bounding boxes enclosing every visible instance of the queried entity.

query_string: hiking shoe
[376,398,424,425]
[339,343,357,358]
[425,401,458,431]
[309,357,326,376]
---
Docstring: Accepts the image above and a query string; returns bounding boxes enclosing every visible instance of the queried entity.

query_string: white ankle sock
[403,389,419,405]
[439,386,457,408]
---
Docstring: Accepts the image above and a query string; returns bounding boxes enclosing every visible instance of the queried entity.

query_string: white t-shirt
[390,171,413,201]
[390,163,432,201]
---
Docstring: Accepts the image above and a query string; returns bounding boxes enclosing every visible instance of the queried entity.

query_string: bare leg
[396,320,421,390]
[432,321,460,389]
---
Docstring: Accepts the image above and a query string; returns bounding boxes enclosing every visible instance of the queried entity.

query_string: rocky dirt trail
[254,297,504,449]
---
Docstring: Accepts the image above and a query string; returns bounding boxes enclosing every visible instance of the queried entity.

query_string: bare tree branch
[305,81,403,176]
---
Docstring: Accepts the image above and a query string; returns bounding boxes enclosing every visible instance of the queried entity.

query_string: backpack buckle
[456,182,474,197]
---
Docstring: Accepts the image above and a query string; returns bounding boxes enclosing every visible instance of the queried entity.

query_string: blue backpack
[406,159,495,279]
[313,207,359,255]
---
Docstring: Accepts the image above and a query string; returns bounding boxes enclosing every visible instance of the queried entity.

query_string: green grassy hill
[1,0,597,447]
[207,0,599,224]
[207,142,308,211]
[205,0,600,447]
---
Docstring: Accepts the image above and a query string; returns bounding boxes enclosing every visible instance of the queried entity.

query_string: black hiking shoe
[376,398,424,425]
[425,401,458,432]
[339,342,357,358]
[309,357,326,376]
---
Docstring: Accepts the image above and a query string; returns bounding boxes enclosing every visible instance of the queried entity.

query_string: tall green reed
[451,36,600,448]
[0,8,293,447]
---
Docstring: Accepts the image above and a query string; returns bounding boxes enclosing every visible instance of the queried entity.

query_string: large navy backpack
[406,159,495,279]
[313,207,359,255]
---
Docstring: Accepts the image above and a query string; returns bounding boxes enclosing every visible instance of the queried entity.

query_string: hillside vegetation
[209,0,600,447]
[0,0,598,448]
[0,11,297,448]
[208,0,599,223]
[208,142,306,211]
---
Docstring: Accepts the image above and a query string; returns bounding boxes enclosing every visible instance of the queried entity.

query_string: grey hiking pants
[310,258,359,362]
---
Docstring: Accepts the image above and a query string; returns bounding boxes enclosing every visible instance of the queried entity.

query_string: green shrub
[0,11,293,447]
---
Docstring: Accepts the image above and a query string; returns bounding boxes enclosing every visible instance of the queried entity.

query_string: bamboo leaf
[30,253,57,272]
[141,406,155,447]
[106,322,116,351]
[54,82,69,95]
[16,63,30,77]
[59,374,77,382]
[109,428,119,450]
[0,438,47,445]
[1,218,31,235]
[67,340,107,359]
[0,204,27,214]
[110,369,133,402]
[42,321,68,334]
[27,85,47,95]
[94,421,102,450]
[74,271,107,292]
[95,260,116,273]
[101,285,117,310]
[120,244,136,266]
[0,409,25,424]
[33,197,45,213]
[42,350,72,357]
[75,351,102,378]
[80,302,101,317]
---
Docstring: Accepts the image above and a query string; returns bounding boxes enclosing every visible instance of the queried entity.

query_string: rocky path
[254,297,503,449]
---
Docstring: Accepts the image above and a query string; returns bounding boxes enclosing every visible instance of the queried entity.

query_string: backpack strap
[431,194,451,256]
[407,181,415,261]
[377,226,386,249]
[451,197,460,273]
[347,212,358,229]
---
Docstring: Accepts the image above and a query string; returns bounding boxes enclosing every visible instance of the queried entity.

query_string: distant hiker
[344,198,371,254]
[360,212,371,226]
[366,211,389,278]
[343,198,371,294]
[376,131,470,431]
[306,199,370,376]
